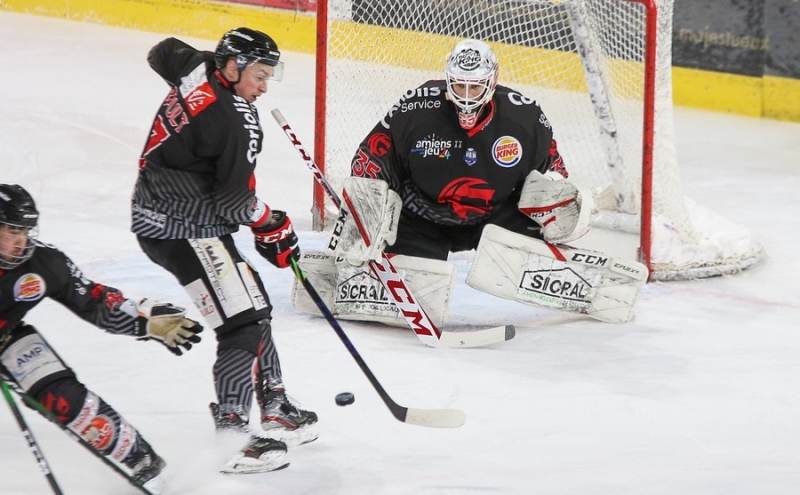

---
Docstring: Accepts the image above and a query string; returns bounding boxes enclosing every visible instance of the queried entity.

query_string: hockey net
[314,0,764,281]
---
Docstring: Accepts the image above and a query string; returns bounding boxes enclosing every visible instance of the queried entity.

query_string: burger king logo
[492,136,522,167]
[14,274,46,302]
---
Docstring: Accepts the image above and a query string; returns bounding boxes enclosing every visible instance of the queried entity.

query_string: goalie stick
[0,374,157,495]
[271,108,515,349]
[289,257,466,428]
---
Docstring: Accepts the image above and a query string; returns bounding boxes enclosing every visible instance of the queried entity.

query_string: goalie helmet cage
[313,0,764,281]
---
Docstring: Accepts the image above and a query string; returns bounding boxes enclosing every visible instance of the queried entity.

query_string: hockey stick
[1,380,64,495]
[289,257,466,428]
[0,374,156,495]
[271,108,514,349]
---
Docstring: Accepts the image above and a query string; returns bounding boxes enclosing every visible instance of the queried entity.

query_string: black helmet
[215,28,282,76]
[0,184,39,269]
[0,184,39,229]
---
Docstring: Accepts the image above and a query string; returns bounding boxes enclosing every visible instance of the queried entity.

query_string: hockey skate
[220,436,289,474]
[209,402,250,435]
[259,387,319,447]
[125,439,167,494]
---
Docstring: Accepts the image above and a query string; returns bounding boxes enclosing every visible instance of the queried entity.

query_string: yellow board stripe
[3,0,799,122]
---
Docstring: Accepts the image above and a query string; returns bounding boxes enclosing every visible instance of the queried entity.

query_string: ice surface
[2,11,800,495]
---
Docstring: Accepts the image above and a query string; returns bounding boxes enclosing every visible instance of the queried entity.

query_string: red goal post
[313,0,764,281]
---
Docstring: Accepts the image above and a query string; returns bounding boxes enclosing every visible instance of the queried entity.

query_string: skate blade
[259,422,319,447]
[220,451,289,474]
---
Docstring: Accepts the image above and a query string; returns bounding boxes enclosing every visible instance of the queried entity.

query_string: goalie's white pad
[327,177,402,263]
[466,225,648,323]
[291,250,456,327]
[518,170,594,244]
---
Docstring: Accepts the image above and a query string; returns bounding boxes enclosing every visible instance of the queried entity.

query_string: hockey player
[0,184,204,492]
[131,27,317,473]
[293,39,647,327]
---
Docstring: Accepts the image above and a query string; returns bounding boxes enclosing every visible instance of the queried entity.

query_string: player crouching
[291,39,648,328]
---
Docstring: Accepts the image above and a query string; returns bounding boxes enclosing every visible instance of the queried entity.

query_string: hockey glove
[253,210,300,269]
[135,299,203,356]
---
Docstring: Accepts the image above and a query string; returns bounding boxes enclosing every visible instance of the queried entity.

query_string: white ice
[2,11,800,495]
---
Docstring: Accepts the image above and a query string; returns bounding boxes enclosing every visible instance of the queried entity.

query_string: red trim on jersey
[467,100,496,138]
[214,70,231,89]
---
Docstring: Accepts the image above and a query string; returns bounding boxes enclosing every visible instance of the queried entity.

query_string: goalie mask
[215,27,284,82]
[445,39,499,130]
[0,184,39,269]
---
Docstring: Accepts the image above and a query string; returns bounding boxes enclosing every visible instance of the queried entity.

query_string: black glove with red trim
[252,210,300,268]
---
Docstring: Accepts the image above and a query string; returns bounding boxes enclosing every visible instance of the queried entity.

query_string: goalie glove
[253,210,300,268]
[518,170,594,244]
[328,177,401,264]
[135,299,203,356]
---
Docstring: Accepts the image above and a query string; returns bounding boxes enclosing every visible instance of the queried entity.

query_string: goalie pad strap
[466,225,647,323]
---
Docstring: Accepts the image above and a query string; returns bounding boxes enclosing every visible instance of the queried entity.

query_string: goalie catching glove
[135,299,203,356]
[253,210,300,268]
[518,170,594,244]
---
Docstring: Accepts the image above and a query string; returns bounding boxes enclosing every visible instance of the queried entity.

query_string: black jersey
[0,242,140,339]
[132,38,264,239]
[350,81,568,226]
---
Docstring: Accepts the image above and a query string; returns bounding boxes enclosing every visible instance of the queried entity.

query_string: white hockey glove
[135,299,203,356]
[518,170,594,244]
[328,177,402,264]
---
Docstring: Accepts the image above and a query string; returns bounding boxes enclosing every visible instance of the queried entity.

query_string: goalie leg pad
[291,251,456,327]
[466,224,647,323]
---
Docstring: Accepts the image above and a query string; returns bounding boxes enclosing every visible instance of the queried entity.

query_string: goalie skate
[220,436,289,474]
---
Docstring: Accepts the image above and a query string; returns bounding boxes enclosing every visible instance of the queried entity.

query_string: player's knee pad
[291,250,456,327]
[0,325,74,395]
[216,321,266,355]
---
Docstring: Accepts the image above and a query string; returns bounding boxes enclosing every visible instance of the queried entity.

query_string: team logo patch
[368,133,391,157]
[492,136,522,167]
[438,177,495,219]
[464,148,477,166]
[180,63,217,116]
[14,274,45,302]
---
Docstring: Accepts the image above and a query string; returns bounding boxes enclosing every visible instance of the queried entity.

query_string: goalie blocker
[466,225,648,323]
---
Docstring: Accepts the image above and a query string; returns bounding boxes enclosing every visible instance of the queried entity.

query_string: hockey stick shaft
[271,108,444,347]
[2,380,64,495]
[0,374,155,495]
[289,257,465,428]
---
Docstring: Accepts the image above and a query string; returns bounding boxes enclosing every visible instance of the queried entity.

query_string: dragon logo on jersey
[492,136,522,167]
[368,133,391,157]
[14,274,45,302]
[438,178,495,219]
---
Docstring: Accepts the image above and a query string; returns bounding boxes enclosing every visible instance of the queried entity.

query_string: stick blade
[404,407,467,428]
[437,325,515,349]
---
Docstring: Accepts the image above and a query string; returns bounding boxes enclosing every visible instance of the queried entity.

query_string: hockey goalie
[291,39,648,327]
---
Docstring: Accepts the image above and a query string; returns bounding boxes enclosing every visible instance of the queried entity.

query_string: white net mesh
[318,0,764,280]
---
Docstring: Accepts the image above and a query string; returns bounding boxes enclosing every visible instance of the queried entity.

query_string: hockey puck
[335,392,355,406]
